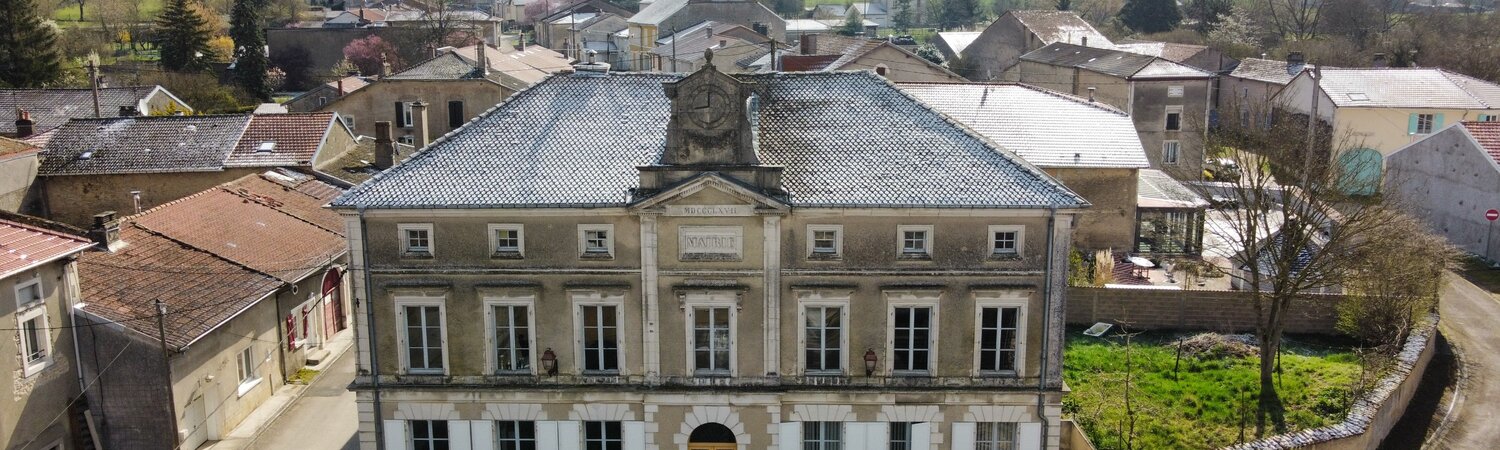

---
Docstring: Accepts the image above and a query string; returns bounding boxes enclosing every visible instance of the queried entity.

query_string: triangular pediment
[629,172,788,214]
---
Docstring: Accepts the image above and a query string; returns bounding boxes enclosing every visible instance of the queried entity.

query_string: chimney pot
[14,109,34,138]
[374,121,395,169]
[90,211,121,250]
[1087,86,1096,102]
[1081,36,1088,47]
[118,105,138,117]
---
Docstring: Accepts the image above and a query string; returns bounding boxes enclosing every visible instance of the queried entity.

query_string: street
[248,349,358,450]
[1426,272,1500,449]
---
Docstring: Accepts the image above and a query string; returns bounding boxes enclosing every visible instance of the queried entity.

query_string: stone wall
[1065,286,1343,334]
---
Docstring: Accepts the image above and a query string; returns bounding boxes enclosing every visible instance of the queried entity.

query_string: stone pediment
[629,172,788,215]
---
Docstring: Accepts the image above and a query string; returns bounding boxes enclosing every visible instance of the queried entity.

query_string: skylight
[1348,93,1370,101]
[257,142,277,153]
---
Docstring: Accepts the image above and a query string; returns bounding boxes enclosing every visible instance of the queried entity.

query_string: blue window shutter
[1434,113,1445,130]
[1407,113,1418,134]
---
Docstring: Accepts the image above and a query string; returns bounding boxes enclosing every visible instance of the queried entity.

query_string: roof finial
[703,48,714,65]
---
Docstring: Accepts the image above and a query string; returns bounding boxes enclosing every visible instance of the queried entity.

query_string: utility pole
[155,300,180,450]
[1303,64,1321,186]
[670,26,677,72]
[87,60,100,118]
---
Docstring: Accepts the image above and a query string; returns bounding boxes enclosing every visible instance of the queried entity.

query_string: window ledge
[987,253,1023,261]
[807,253,842,261]
[896,253,932,261]
[236,377,263,397]
[579,252,614,260]
[977,371,1021,378]
[491,251,524,260]
[401,252,434,260]
[22,359,50,378]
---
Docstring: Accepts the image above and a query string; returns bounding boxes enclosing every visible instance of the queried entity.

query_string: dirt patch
[1179,333,1260,359]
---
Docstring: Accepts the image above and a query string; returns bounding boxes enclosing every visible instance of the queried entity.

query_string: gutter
[1036,206,1058,448]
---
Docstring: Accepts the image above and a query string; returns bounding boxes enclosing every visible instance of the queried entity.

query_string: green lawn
[52,0,164,24]
[1063,328,1367,449]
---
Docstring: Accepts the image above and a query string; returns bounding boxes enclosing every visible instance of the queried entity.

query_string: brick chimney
[14,110,34,138]
[89,211,122,251]
[1373,52,1388,68]
[800,35,817,55]
[374,121,395,169]
[410,101,430,149]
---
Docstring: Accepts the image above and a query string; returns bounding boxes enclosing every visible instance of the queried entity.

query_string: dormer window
[579,224,614,259]
[398,223,434,257]
[897,225,933,259]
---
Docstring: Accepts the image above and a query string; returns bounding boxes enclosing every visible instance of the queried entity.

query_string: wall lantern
[540,348,558,376]
[863,349,878,376]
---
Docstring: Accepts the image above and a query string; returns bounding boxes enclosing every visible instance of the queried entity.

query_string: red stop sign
[1488,209,1500,221]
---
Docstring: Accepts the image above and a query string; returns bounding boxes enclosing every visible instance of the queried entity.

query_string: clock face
[687,84,733,129]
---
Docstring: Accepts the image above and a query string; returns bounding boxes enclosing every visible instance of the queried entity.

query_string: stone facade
[1,258,85,450]
[1384,123,1500,260]
[316,79,511,144]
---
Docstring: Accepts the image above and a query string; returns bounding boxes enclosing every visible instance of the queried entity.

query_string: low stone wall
[1065,287,1343,334]
[1223,314,1440,450]
[1060,419,1098,450]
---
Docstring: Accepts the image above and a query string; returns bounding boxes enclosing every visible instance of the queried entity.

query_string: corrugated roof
[1461,121,1500,165]
[1021,42,1211,79]
[38,115,253,176]
[1227,57,1310,85]
[1314,67,1500,108]
[0,86,177,135]
[225,113,337,167]
[900,82,1148,169]
[332,71,1085,209]
[0,218,92,279]
[1009,10,1114,48]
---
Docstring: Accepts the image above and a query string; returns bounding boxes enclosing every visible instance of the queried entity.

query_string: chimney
[380,53,392,77]
[706,25,713,40]
[89,211,121,250]
[337,77,345,96]
[410,101,430,149]
[572,50,612,76]
[1373,52,1388,68]
[118,105,138,117]
[1087,87,1096,102]
[14,110,34,138]
[800,35,817,55]
[1286,52,1306,76]
[374,121,394,169]
[1081,36,1088,47]
[476,43,490,77]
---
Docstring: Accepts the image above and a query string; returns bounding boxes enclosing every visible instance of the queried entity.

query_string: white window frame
[14,275,42,308]
[896,225,934,258]
[976,422,1019,450]
[342,116,356,129]
[572,290,626,375]
[1416,113,1435,134]
[583,421,623,450]
[17,305,51,377]
[400,102,414,128]
[484,290,537,375]
[885,290,941,376]
[1167,85,1184,97]
[973,291,1030,377]
[578,224,615,258]
[495,420,537,449]
[796,289,851,376]
[409,420,449,449]
[803,421,844,449]
[398,223,434,256]
[807,224,844,258]
[235,346,263,396]
[395,295,449,375]
[488,223,525,256]
[1164,105,1183,131]
[987,225,1025,257]
[682,291,738,377]
[1162,141,1181,166]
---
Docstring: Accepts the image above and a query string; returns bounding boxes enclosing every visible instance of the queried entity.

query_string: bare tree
[1256,0,1324,40]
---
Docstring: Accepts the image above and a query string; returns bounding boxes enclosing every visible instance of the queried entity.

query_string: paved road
[249,349,357,450]
[1430,273,1500,449]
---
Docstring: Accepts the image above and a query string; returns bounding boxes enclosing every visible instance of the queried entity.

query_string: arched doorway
[1337,148,1383,196]
[688,423,737,450]
[322,268,346,333]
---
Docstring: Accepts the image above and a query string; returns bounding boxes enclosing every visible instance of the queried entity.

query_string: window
[1168,85,1184,97]
[889,422,913,450]
[398,223,434,256]
[584,421,622,450]
[236,347,257,384]
[489,224,524,257]
[14,277,42,306]
[1165,108,1182,131]
[580,304,619,373]
[897,225,933,258]
[410,420,449,450]
[579,225,614,258]
[1162,141,1181,166]
[976,422,1018,450]
[807,225,843,258]
[692,306,732,376]
[803,422,842,450]
[892,306,932,374]
[1416,113,1435,134]
[1480,114,1499,122]
[491,304,531,373]
[342,116,356,129]
[18,307,49,377]
[318,96,328,106]
[989,226,1023,257]
[402,304,446,374]
[804,305,843,374]
[447,100,464,129]
[396,102,413,128]
[978,307,1021,374]
[495,421,536,450]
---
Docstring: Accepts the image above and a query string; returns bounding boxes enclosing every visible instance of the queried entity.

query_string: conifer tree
[1119,0,1182,34]
[155,0,215,72]
[231,0,270,100]
[893,0,913,31]
[939,0,979,30]
[0,0,64,87]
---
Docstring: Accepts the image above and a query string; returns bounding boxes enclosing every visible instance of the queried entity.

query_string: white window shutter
[624,421,646,450]
[557,421,582,450]
[382,420,407,450]
[950,422,977,450]
[778,421,801,450]
[536,421,561,449]
[1017,422,1042,450]
[448,421,472,449]
[911,422,931,450]
[864,422,890,448]
[846,423,867,449]
[470,420,496,450]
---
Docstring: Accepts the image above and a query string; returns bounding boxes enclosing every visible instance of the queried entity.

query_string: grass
[1460,255,1500,292]
[1063,328,1369,449]
[52,0,165,24]
[288,368,320,385]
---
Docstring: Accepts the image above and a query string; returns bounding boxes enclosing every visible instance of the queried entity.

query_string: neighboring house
[0,137,40,213]
[1275,67,1500,190]
[849,2,889,27]
[318,44,571,144]
[650,22,775,73]
[36,112,358,227]
[331,66,1083,450]
[285,75,371,113]
[778,34,965,82]
[1005,42,1215,180]
[314,125,416,187]
[1114,41,1236,74]
[533,0,634,56]
[957,10,1114,81]
[75,171,350,450]
[0,86,192,137]
[1386,121,1500,260]
[627,0,785,71]
[0,214,94,450]
[933,31,981,63]
[902,82,1153,252]
[1134,168,1208,255]
[1219,55,1313,128]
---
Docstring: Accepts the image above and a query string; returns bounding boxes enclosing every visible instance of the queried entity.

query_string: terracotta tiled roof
[221,172,346,233]
[1462,121,1500,165]
[0,217,92,278]
[0,136,37,158]
[225,113,338,167]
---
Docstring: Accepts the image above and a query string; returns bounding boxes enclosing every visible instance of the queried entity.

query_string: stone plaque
[679,226,743,260]
[665,205,754,217]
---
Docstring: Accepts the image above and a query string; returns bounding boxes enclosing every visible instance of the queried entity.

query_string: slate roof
[779,34,960,78]
[226,113,340,167]
[651,22,768,63]
[1021,43,1212,79]
[39,115,253,176]
[1310,67,1500,109]
[77,171,345,349]
[1228,57,1312,85]
[900,82,1148,169]
[0,217,92,279]
[332,71,1085,209]
[629,0,687,25]
[0,86,183,135]
[386,52,488,80]
[935,31,982,56]
[1137,168,1208,208]
[1460,121,1500,165]
[449,45,575,90]
[1009,10,1114,48]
